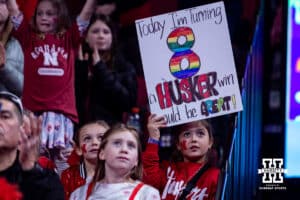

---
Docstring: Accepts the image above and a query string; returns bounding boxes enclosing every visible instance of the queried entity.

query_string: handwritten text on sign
[136,1,243,126]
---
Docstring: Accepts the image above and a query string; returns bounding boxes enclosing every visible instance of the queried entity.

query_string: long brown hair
[93,123,143,182]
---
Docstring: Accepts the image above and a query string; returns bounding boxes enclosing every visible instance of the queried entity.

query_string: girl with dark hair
[75,14,137,126]
[143,114,220,200]
[70,124,160,200]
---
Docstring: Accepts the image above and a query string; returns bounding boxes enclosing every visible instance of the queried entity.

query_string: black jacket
[75,53,137,126]
[0,155,64,200]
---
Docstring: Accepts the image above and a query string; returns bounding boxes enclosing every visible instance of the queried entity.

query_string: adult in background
[0,91,64,200]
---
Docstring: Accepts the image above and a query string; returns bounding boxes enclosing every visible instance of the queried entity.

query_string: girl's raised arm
[78,0,97,21]
[147,114,167,140]
[7,0,21,17]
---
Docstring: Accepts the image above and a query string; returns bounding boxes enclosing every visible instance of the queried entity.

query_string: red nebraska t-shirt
[13,20,81,122]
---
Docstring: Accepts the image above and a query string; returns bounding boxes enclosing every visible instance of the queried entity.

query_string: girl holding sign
[143,114,220,200]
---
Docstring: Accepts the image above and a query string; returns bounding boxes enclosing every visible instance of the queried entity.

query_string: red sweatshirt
[12,19,81,122]
[61,164,86,200]
[142,143,220,200]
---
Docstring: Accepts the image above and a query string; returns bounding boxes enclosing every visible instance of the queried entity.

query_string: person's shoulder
[204,166,221,183]
[142,183,159,192]
[207,166,220,174]
[62,164,79,174]
[5,37,22,52]
[69,183,87,200]
[138,181,160,199]
[61,165,79,180]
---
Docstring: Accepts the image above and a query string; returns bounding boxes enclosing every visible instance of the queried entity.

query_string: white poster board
[135,1,243,126]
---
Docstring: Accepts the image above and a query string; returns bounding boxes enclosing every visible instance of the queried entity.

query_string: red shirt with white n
[12,17,83,122]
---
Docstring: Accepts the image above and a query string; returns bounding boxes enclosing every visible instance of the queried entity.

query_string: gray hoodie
[0,37,24,96]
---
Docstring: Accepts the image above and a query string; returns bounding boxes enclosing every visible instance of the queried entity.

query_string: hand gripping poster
[136,1,243,126]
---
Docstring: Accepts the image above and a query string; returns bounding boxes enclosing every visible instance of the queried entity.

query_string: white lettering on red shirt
[162,167,209,200]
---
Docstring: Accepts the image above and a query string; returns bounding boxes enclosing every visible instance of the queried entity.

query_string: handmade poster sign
[136,1,243,126]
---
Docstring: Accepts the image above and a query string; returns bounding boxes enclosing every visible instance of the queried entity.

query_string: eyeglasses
[0,91,23,115]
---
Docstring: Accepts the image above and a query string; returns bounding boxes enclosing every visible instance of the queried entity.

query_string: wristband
[148,137,159,145]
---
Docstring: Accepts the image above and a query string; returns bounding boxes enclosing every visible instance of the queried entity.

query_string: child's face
[99,131,138,175]
[35,1,58,34]
[76,124,107,163]
[177,123,212,163]
[86,19,112,51]
[0,99,22,150]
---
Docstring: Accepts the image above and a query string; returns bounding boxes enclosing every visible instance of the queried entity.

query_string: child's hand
[78,44,89,61]
[147,114,167,140]
[0,43,6,68]
[92,45,101,65]
[18,112,43,170]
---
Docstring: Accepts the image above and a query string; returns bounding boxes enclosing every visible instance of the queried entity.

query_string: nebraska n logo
[32,44,68,76]
[43,51,58,66]
[258,158,287,183]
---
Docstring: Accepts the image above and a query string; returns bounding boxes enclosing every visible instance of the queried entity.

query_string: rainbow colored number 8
[167,27,200,79]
